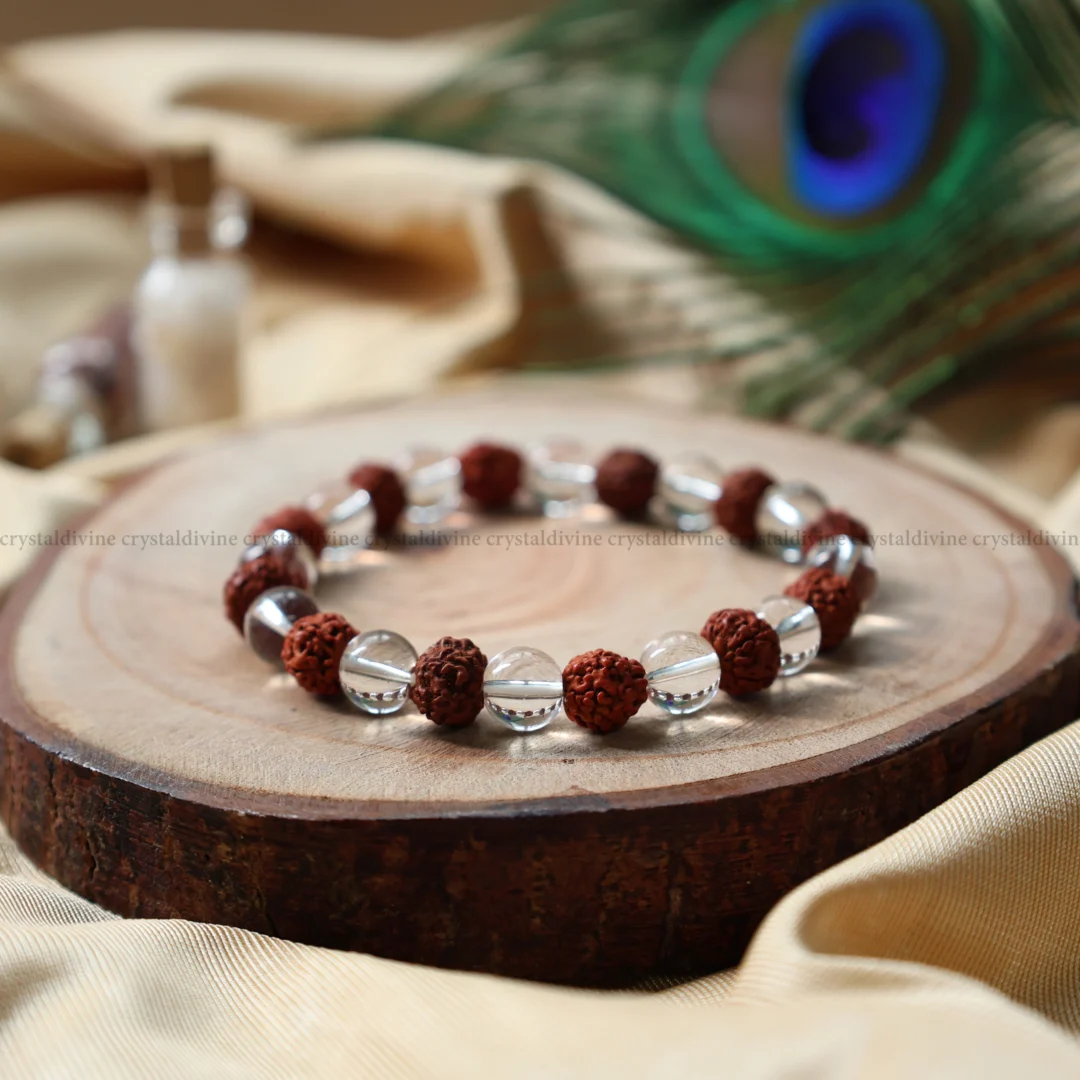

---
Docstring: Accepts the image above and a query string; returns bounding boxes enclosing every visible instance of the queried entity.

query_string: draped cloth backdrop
[0,28,1080,1078]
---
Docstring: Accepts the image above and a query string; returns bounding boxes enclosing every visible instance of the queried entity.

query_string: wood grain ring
[0,388,1076,986]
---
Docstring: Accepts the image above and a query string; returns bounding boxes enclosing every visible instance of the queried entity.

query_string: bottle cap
[150,144,215,210]
[148,144,216,254]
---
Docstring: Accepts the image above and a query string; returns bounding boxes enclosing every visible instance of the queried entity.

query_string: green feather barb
[329,0,1080,440]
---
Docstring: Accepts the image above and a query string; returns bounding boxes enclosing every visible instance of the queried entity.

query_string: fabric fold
[0,26,1079,1079]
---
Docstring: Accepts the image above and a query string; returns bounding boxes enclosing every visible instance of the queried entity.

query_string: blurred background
[2,0,1079,588]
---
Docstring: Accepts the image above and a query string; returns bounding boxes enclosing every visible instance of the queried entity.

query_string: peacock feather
[351,0,1080,440]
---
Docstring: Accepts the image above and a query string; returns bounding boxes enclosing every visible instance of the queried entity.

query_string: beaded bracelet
[223,441,878,735]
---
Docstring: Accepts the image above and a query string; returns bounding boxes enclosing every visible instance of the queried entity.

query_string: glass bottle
[131,145,250,433]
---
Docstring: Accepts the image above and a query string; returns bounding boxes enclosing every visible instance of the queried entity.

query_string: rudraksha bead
[562,649,649,734]
[239,438,882,731]
[224,554,308,633]
[252,506,328,556]
[595,449,660,519]
[714,468,775,545]
[411,636,487,727]
[348,463,406,537]
[701,608,781,697]
[282,612,357,696]
[801,509,873,555]
[459,442,523,509]
[784,567,860,651]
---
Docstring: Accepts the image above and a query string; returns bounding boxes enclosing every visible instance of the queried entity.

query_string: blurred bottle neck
[147,188,250,259]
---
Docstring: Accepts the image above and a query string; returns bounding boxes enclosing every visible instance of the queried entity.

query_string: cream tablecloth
[1,29,1080,1078]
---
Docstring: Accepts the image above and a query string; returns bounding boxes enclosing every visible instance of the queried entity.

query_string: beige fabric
[3,716,1080,1076]
[1,28,1080,1078]
[0,30,1061,590]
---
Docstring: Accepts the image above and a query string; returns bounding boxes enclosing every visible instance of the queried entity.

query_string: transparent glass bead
[640,631,721,716]
[805,535,879,604]
[243,586,319,666]
[483,647,564,732]
[395,447,462,527]
[339,630,418,716]
[755,481,829,564]
[757,596,821,676]
[526,439,596,518]
[305,485,376,570]
[659,455,723,532]
[241,529,318,590]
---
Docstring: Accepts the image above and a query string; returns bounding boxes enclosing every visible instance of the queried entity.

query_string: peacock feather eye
[690,0,960,223]
[378,0,1041,266]
[358,0,1080,440]
[789,0,947,217]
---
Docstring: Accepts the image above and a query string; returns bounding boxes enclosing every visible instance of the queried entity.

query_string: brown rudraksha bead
[411,636,487,727]
[282,612,357,696]
[714,468,775,546]
[562,649,649,734]
[224,554,308,634]
[701,608,781,697]
[347,463,406,537]
[459,442,523,509]
[801,509,873,555]
[785,567,860,651]
[595,449,660,519]
[252,505,328,556]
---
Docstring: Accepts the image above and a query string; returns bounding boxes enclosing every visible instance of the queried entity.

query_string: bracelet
[222,441,877,736]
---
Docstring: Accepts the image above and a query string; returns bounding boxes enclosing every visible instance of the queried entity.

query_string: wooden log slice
[1,386,1078,986]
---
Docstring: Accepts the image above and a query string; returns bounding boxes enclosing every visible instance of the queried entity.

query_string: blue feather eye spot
[791,0,945,217]
[380,0,1033,263]
[682,0,986,232]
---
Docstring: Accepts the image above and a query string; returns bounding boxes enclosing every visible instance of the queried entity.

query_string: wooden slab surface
[1,384,1077,986]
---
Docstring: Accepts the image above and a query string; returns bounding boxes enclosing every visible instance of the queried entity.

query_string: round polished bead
[304,486,376,569]
[243,586,319,666]
[339,630,418,716]
[241,529,318,590]
[805,535,879,604]
[395,447,462,526]
[659,455,723,532]
[755,481,829,564]
[640,631,721,716]
[757,596,822,676]
[483,647,564,733]
[526,439,596,517]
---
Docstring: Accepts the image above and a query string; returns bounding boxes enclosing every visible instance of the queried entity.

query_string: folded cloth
[5,29,1079,484]
[1,712,1080,1077]
[0,28,1079,1079]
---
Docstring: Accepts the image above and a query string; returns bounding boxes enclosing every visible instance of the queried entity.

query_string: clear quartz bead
[640,631,721,716]
[339,630,418,716]
[659,455,723,532]
[483,647,564,732]
[305,485,376,570]
[395,447,462,526]
[243,586,318,666]
[757,596,821,676]
[805,535,879,603]
[526,439,596,518]
[241,529,318,589]
[755,481,829,564]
